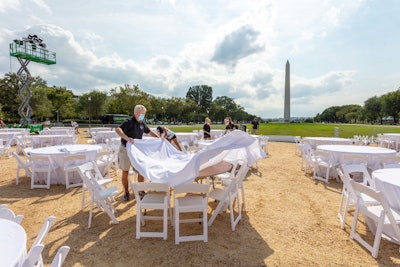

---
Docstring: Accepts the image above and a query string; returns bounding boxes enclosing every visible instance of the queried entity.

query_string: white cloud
[1,0,399,119]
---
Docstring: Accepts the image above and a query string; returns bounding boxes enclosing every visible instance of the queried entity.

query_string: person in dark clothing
[115,104,159,201]
[203,117,211,140]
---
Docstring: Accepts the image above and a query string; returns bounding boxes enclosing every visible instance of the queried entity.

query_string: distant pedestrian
[251,119,259,135]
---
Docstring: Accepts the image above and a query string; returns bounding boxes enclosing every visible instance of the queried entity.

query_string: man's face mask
[138,114,145,121]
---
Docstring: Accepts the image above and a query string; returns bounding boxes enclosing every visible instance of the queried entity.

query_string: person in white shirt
[156,126,182,151]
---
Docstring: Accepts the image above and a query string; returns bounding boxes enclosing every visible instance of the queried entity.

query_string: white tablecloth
[0,219,26,267]
[317,145,396,168]
[40,129,73,135]
[127,130,266,186]
[30,144,102,184]
[372,168,400,212]
[175,132,198,145]
[303,137,352,149]
[210,130,224,140]
[28,135,75,148]
[95,131,119,144]
[88,127,113,137]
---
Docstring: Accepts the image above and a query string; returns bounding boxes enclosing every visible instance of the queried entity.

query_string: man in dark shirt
[251,119,259,135]
[116,104,159,201]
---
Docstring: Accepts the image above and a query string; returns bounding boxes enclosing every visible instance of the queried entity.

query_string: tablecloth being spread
[127,130,266,186]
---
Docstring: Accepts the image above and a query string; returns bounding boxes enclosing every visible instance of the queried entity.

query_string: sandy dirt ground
[1,130,400,266]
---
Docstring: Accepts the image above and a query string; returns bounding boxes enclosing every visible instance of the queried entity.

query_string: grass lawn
[166,123,400,138]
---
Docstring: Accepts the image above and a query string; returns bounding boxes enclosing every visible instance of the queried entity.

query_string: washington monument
[284,60,290,122]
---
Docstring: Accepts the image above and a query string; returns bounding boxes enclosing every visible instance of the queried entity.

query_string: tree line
[314,88,400,124]
[0,73,259,125]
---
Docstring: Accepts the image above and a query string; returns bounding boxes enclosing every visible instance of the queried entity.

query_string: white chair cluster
[0,205,70,267]
[336,162,400,258]
[129,161,250,245]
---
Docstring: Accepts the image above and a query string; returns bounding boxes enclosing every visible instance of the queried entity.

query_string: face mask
[138,114,145,121]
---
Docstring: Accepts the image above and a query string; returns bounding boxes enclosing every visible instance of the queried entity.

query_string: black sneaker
[124,191,130,201]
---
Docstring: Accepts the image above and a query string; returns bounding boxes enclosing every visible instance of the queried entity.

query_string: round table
[198,161,232,189]
[303,137,352,149]
[0,219,27,266]
[317,145,396,168]
[30,144,102,184]
[372,168,400,212]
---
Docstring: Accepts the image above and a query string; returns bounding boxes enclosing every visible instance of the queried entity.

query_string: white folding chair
[77,162,119,228]
[259,136,269,155]
[95,150,113,178]
[173,183,210,244]
[28,216,56,267]
[30,154,55,189]
[0,204,24,224]
[294,136,303,156]
[50,246,70,267]
[131,182,172,240]
[221,162,250,212]
[22,244,45,267]
[12,151,31,185]
[81,161,114,211]
[312,150,336,183]
[301,143,315,174]
[208,163,249,231]
[337,167,377,230]
[350,180,400,258]
[64,154,86,189]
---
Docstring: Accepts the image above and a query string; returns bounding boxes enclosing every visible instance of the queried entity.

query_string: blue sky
[0,0,399,119]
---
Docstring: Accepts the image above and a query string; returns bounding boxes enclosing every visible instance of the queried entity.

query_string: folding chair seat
[77,162,119,228]
[131,182,172,240]
[30,154,54,189]
[12,151,31,185]
[350,180,400,258]
[208,163,249,231]
[173,183,210,244]
[0,204,24,224]
[50,246,70,267]
[313,150,336,183]
[64,154,86,189]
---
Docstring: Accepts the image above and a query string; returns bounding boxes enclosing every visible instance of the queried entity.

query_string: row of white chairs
[300,142,400,184]
[336,162,400,258]
[75,160,249,244]
[0,205,70,266]
[12,146,118,190]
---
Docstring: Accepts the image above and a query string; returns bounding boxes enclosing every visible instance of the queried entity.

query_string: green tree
[382,90,400,124]
[186,85,213,114]
[77,90,108,120]
[336,105,362,123]
[363,96,384,124]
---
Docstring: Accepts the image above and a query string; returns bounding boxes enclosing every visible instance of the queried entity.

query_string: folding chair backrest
[342,163,372,187]
[33,216,56,246]
[0,205,24,224]
[22,244,45,267]
[50,246,70,267]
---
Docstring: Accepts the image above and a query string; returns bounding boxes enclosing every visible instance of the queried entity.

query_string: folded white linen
[127,130,266,186]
